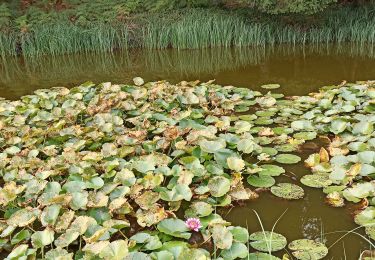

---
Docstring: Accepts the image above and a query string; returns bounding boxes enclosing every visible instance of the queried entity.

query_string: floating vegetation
[0,78,374,258]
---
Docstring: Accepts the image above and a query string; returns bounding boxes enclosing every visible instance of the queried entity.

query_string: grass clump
[0,3,375,57]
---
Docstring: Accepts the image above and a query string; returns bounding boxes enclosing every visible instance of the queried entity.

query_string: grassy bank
[1,4,375,58]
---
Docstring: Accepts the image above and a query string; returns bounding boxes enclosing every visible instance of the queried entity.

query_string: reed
[0,5,374,58]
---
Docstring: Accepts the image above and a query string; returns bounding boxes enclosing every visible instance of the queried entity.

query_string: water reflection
[1,44,375,100]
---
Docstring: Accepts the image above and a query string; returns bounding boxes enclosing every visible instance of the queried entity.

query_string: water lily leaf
[275,154,301,164]
[270,183,304,200]
[300,174,332,188]
[259,164,285,176]
[83,240,110,255]
[158,241,189,259]
[220,242,248,259]
[54,229,80,248]
[10,230,31,245]
[291,120,314,131]
[69,216,97,234]
[133,77,144,86]
[130,232,162,251]
[355,207,375,226]
[159,184,192,202]
[211,224,233,249]
[249,231,287,252]
[343,182,375,203]
[99,240,129,260]
[261,84,280,89]
[44,248,73,259]
[365,225,375,240]
[237,139,254,154]
[31,228,55,248]
[288,239,328,260]
[41,204,61,226]
[227,157,245,172]
[228,226,249,243]
[199,139,226,153]
[5,244,35,260]
[208,176,231,197]
[185,201,213,218]
[7,208,40,227]
[125,252,151,259]
[330,119,347,134]
[352,121,373,135]
[157,218,191,239]
[247,174,275,188]
[133,160,155,173]
[151,250,174,260]
[248,252,281,259]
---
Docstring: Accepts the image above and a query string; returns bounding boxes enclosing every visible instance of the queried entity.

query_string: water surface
[1,44,375,259]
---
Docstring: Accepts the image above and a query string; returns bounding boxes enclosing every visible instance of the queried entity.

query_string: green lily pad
[261,84,280,89]
[275,154,301,164]
[300,174,332,188]
[249,231,287,252]
[271,183,305,200]
[208,176,231,197]
[259,164,285,176]
[157,218,191,239]
[247,174,276,188]
[288,239,328,260]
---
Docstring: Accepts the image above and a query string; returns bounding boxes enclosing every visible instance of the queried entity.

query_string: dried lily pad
[288,239,328,259]
[270,183,305,200]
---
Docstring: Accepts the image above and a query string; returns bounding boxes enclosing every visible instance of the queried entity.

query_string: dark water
[1,44,375,259]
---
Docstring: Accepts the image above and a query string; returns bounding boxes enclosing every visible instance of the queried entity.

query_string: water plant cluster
[1,3,375,57]
[0,78,374,259]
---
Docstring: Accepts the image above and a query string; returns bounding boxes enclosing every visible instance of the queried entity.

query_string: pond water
[1,44,375,258]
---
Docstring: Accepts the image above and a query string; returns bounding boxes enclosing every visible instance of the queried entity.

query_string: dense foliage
[0,78,375,258]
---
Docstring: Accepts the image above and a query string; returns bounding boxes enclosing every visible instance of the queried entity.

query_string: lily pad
[270,183,305,200]
[249,231,287,252]
[288,239,328,260]
[208,176,231,197]
[300,174,332,188]
[275,154,301,164]
[247,174,276,188]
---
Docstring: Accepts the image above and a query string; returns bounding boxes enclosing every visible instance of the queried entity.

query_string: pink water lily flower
[185,217,202,232]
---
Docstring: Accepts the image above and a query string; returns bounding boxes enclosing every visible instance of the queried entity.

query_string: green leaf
[208,176,231,197]
[275,154,301,164]
[300,174,332,188]
[227,157,245,172]
[11,230,31,245]
[288,239,328,260]
[199,139,226,153]
[249,231,287,252]
[259,164,285,176]
[247,174,275,188]
[271,183,305,200]
[228,226,249,243]
[157,219,191,239]
[31,228,55,248]
[220,242,248,259]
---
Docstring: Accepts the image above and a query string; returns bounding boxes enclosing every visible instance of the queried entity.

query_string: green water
[1,44,375,258]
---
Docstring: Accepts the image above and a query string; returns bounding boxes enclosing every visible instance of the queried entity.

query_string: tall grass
[1,4,375,58]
